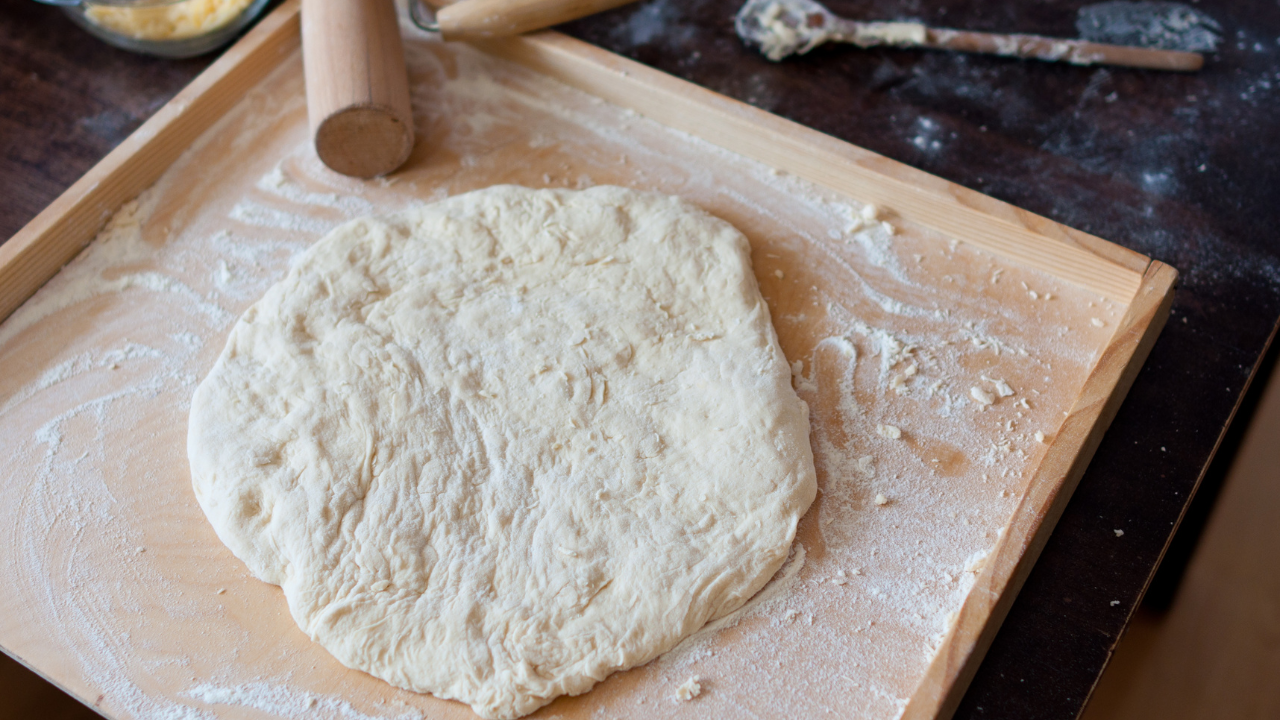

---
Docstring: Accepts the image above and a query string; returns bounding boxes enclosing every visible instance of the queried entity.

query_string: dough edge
[188,185,817,719]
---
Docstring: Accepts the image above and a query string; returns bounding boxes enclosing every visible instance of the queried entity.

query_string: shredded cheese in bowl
[84,0,255,41]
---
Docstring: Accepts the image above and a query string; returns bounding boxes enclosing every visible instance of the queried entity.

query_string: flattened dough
[188,185,816,719]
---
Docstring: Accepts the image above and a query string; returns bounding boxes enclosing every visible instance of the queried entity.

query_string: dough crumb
[1034,431,1046,443]
[989,377,1015,397]
[216,588,226,595]
[1110,600,1120,607]
[860,203,879,222]
[970,387,995,407]
[1114,529,1125,537]
[675,677,702,701]
[1091,318,1106,327]
[774,269,785,279]
[876,424,902,440]
[874,494,890,506]
[857,456,875,477]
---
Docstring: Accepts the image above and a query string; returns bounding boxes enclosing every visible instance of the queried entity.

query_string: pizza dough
[188,185,816,719]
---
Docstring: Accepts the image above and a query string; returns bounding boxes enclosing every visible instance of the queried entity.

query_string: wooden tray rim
[0,3,1178,718]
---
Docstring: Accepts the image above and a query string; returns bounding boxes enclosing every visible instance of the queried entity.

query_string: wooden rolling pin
[302,0,414,178]
[417,0,640,40]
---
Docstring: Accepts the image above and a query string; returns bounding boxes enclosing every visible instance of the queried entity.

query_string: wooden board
[0,3,1175,719]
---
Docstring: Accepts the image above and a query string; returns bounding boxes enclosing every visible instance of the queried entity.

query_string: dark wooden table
[3,1,1278,718]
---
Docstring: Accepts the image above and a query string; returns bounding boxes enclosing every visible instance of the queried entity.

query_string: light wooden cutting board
[0,3,1174,718]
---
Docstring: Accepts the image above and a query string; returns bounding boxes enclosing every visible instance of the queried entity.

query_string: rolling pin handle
[434,0,640,40]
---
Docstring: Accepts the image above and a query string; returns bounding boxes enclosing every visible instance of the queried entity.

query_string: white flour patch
[189,683,421,720]
[256,165,377,215]
[229,199,337,234]
[1076,2,1221,52]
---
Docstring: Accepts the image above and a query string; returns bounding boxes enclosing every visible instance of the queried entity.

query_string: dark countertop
[3,1,1278,718]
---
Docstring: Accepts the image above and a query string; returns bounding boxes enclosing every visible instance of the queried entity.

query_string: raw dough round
[188,185,816,719]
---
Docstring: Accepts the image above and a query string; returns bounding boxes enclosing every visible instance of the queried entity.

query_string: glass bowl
[37,0,273,58]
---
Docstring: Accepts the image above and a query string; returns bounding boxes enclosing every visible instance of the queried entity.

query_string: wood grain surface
[0,3,1176,719]
[902,261,1176,720]
[6,2,1280,719]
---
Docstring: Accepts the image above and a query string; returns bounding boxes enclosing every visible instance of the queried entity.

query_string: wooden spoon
[736,0,1204,71]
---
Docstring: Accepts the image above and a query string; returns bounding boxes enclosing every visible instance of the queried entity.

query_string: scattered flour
[0,194,231,350]
[970,387,995,407]
[189,683,422,720]
[0,21,1112,720]
[673,677,702,701]
[877,423,902,439]
[1076,2,1221,52]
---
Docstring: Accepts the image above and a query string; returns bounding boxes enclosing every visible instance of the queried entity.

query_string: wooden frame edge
[0,0,304,327]
[474,31,1149,303]
[0,10,1180,716]
[901,261,1178,720]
